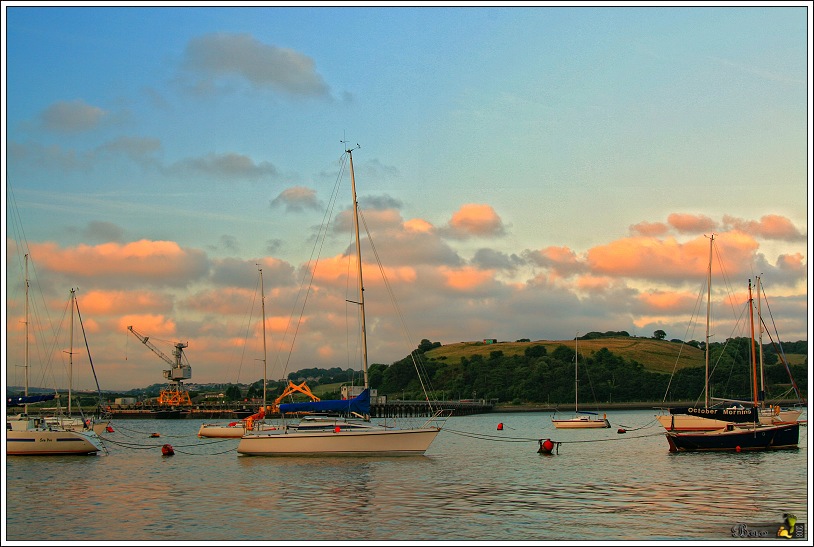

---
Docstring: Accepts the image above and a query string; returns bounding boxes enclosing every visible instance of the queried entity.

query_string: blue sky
[3,3,811,392]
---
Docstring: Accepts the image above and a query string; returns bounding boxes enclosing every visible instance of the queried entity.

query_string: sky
[3,2,812,393]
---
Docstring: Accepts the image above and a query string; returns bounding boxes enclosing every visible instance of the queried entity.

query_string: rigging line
[278,151,348,377]
[73,292,103,404]
[442,428,539,442]
[757,284,802,401]
[550,431,666,444]
[357,209,439,406]
[661,271,707,405]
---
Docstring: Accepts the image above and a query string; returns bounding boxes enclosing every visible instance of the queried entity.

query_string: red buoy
[538,438,556,454]
[736,446,741,453]
[161,444,175,456]
[497,423,504,431]
[106,425,115,433]
[334,426,341,433]
[617,428,627,434]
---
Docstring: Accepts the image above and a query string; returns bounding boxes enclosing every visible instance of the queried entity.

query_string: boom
[127,325,192,405]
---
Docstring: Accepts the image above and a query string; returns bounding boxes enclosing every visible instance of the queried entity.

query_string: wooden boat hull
[6,429,105,455]
[552,417,610,429]
[657,414,731,432]
[237,426,441,456]
[665,422,799,452]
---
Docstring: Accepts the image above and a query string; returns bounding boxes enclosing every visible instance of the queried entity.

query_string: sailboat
[551,334,610,429]
[198,266,275,438]
[656,237,803,432]
[237,145,445,456]
[6,256,106,456]
[656,234,758,432]
[664,279,800,452]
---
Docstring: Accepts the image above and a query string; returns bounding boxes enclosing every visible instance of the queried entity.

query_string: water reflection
[5,411,808,542]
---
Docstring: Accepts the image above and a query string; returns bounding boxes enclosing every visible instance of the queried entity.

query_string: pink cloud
[29,240,208,283]
[630,221,669,237]
[404,218,434,233]
[667,213,718,233]
[723,214,805,241]
[444,204,506,239]
[440,266,494,291]
[586,232,757,281]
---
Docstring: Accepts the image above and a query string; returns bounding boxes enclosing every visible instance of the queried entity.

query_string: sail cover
[669,406,758,423]
[279,388,370,415]
[8,394,56,405]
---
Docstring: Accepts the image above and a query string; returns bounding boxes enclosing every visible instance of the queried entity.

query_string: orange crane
[127,326,192,406]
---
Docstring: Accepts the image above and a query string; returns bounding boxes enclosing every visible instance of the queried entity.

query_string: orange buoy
[161,444,175,456]
[497,423,504,431]
[150,432,160,438]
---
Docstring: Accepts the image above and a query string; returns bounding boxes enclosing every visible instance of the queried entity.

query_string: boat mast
[574,333,579,413]
[24,254,30,415]
[68,288,76,415]
[704,234,714,408]
[756,275,765,407]
[259,266,267,413]
[347,147,369,390]
[748,278,758,408]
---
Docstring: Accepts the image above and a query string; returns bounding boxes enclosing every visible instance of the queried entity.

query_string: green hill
[424,337,705,374]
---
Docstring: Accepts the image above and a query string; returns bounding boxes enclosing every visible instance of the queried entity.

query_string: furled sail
[8,394,56,405]
[279,388,370,415]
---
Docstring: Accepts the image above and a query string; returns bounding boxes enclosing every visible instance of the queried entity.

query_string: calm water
[4,409,810,543]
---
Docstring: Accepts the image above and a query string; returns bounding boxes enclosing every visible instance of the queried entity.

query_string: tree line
[239,336,806,406]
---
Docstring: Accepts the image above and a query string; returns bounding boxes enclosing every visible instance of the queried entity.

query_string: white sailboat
[551,334,610,429]
[237,145,445,456]
[6,256,106,456]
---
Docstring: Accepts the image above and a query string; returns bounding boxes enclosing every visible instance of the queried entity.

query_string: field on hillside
[424,337,705,374]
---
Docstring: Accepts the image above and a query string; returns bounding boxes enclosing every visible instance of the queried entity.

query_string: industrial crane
[127,326,192,406]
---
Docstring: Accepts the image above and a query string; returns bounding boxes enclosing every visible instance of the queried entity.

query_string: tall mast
[68,288,75,415]
[574,333,579,413]
[704,234,714,408]
[756,275,765,407]
[347,148,369,389]
[748,278,759,407]
[259,266,267,412]
[24,254,30,415]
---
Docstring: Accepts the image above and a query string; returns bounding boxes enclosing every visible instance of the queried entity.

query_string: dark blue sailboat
[664,279,800,453]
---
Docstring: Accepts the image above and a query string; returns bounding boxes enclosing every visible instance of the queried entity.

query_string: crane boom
[127,325,192,405]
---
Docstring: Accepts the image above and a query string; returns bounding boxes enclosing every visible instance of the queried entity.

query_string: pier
[372,399,494,418]
[98,398,495,419]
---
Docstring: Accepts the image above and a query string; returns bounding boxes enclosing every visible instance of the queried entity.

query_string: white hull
[198,421,281,438]
[237,426,441,456]
[6,429,104,455]
[44,416,111,436]
[198,423,246,438]
[552,417,610,429]
[759,408,802,426]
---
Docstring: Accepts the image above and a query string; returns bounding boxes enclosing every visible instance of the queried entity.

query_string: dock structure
[372,399,493,418]
[96,398,494,419]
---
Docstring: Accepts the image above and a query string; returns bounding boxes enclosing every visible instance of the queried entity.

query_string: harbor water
[4,409,809,543]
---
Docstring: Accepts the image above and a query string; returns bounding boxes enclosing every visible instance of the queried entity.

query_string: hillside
[425,338,704,374]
